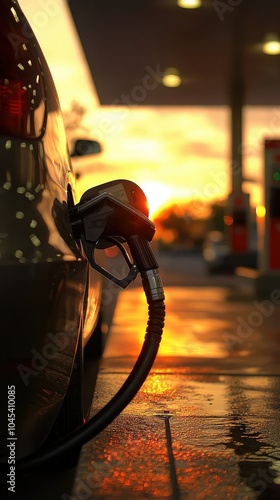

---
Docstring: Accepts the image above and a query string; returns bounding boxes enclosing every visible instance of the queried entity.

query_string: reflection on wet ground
[70,283,280,499]
[104,286,280,372]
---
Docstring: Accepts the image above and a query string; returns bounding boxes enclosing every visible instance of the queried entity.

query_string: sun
[140,182,172,219]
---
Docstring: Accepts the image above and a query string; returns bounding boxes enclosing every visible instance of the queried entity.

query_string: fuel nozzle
[69,179,164,298]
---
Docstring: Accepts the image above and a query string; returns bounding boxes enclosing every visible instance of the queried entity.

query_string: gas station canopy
[69,0,280,106]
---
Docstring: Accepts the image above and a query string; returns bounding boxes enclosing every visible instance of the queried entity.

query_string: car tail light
[0,2,46,138]
[0,79,29,136]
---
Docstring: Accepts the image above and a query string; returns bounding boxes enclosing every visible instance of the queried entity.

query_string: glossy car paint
[0,0,103,460]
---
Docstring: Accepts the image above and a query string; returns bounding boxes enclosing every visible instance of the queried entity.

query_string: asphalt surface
[71,252,280,499]
[8,252,280,499]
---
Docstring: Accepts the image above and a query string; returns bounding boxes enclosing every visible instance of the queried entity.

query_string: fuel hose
[13,235,165,472]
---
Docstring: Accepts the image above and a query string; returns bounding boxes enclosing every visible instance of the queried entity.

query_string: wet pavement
[11,253,280,499]
[67,253,280,500]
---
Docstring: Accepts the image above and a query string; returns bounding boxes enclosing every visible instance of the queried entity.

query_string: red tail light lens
[0,3,46,138]
[0,79,28,136]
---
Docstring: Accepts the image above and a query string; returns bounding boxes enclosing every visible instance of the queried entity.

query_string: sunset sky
[20,0,280,217]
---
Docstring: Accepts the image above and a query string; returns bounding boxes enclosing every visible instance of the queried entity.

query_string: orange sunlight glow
[140,182,172,219]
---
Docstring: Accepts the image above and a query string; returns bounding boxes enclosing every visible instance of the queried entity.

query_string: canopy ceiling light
[262,33,280,55]
[177,0,202,9]
[162,67,181,88]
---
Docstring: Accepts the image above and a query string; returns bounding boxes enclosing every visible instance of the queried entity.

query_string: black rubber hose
[15,297,165,472]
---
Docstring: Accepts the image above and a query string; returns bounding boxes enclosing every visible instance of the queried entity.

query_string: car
[0,0,116,466]
[203,230,258,274]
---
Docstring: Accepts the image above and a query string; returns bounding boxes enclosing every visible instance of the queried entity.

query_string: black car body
[0,0,110,462]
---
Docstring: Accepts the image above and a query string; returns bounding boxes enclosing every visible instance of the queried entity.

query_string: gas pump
[227,191,250,253]
[264,139,280,271]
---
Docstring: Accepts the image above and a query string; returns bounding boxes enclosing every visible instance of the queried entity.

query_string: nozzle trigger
[81,236,139,289]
